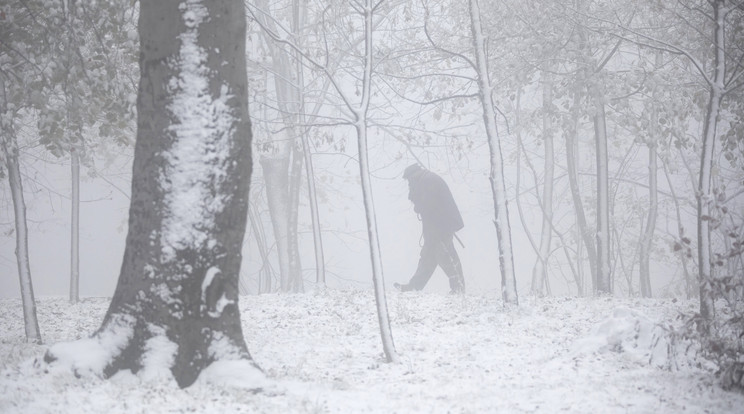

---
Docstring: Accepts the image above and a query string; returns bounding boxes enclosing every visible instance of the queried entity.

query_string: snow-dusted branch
[421,0,476,71]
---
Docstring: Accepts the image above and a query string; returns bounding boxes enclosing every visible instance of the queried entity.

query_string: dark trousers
[407,233,464,292]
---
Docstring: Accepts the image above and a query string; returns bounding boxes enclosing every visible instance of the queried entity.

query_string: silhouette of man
[394,164,465,294]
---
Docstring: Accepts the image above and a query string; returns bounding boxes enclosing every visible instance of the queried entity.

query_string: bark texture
[469,0,518,305]
[45,0,257,388]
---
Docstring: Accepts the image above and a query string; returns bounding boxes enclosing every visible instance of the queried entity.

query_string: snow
[138,324,178,383]
[43,312,134,378]
[160,0,235,263]
[195,360,274,391]
[1,291,743,413]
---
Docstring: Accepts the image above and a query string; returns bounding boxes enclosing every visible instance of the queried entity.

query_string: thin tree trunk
[0,75,41,344]
[698,0,726,322]
[531,71,554,296]
[292,0,326,285]
[70,147,80,303]
[639,142,657,297]
[638,54,661,298]
[287,142,304,292]
[253,0,302,293]
[565,87,598,292]
[592,85,612,294]
[355,0,398,363]
[469,0,518,305]
[301,128,325,286]
[249,205,273,293]
[661,159,694,298]
[1,131,42,344]
[260,157,292,291]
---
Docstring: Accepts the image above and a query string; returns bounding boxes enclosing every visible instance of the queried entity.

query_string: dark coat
[407,169,463,238]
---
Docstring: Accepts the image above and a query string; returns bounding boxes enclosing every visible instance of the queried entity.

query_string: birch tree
[468,0,518,304]
[44,0,261,387]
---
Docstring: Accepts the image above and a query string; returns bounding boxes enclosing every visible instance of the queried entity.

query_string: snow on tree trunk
[355,120,398,363]
[468,0,518,305]
[356,0,398,363]
[70,147,80,304]
[592,85,612,295]
[531,71,554,296]
[1,129,42,345]
[698,0,726,322]
[44,0,261,388]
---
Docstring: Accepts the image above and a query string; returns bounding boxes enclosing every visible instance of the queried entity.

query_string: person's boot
[448,275,465,294]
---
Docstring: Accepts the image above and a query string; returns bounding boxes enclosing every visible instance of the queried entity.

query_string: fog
[1,0,740,303]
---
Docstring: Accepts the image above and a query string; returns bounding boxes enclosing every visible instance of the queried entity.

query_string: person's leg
[404,239,438,290]
[437,236,464,293]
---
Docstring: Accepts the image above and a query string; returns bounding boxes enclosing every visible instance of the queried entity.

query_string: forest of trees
[1,0,742,388]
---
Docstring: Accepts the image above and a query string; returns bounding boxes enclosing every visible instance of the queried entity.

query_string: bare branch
[421,0,477,71]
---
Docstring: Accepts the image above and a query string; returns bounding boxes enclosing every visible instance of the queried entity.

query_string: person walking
[394,164,465,294]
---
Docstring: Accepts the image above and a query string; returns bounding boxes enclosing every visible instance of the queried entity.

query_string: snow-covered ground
[1,290,742,413]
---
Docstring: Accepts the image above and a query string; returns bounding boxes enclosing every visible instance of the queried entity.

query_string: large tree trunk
[1,128,42,344]
[531,71,554,296]
[698,0,726,323]
[45,0,259,388]
[469,0,518,305]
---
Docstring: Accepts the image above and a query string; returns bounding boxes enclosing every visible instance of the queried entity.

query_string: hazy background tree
[248,0,400,362]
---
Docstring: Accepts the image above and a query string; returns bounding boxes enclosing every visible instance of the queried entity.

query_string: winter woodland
[1,0,743,412]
